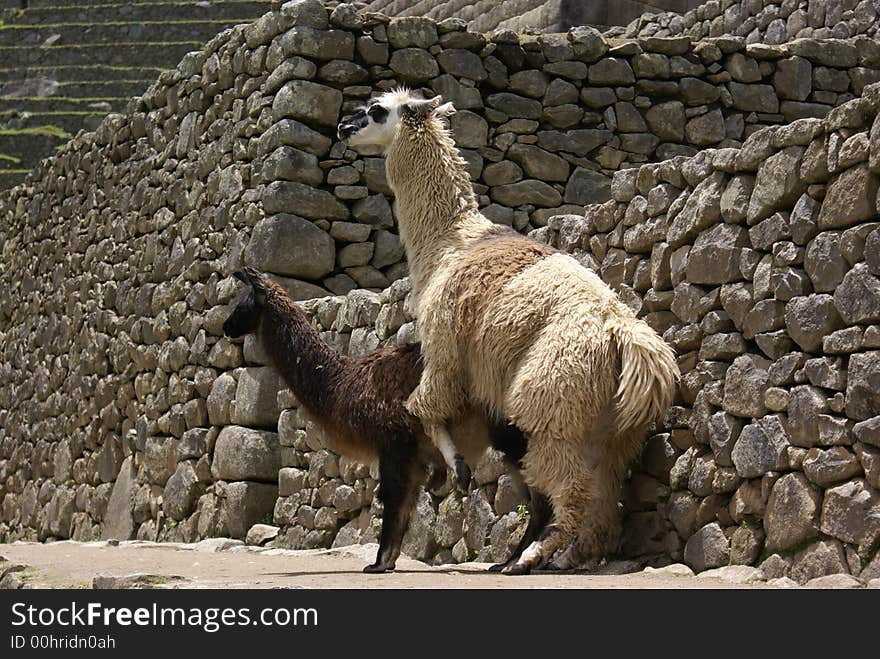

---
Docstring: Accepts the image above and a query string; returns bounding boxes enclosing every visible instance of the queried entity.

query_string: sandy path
[0,540,775,589]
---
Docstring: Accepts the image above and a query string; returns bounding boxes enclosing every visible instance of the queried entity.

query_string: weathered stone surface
[246,214,336,280]
[101,457,137,541]
[732,415,790,478]
[834,265,880,325]
[687,224,749,285]
[846,352,880,420]
[684,522,730,572]
[272,79,343,127]
[785,294,844,353]
[820,479,880,550]
[224,482,278,540]
[163,462,200,521]
[819,165,879,229]
[803,447,862,486]
[723,354,771,418]
[747,147,806,224]
[790,539,850,584]
[212,427,280,482]
[763,473,821,552]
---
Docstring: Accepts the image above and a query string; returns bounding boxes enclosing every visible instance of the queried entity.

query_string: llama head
[337,88,455,150]
[223,267,268,338]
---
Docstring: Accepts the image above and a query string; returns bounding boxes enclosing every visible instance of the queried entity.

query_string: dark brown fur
[223,268,533,572]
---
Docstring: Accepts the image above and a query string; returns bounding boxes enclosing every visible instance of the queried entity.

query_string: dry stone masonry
[0,0,879,583]
[617,0,880,42]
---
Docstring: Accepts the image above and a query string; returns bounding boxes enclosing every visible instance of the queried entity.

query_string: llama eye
[367,105,388,123]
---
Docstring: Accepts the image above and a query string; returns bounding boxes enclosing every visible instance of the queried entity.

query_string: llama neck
[258,293,346,419]
[385,119,489,293]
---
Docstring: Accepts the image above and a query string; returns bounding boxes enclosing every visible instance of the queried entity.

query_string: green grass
[0,154,21,164]
[0,20,257,29]
[30,0,270,8]
[0,41,205,50]
[0,125,72,138]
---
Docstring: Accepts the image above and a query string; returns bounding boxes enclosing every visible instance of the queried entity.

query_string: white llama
[338,90,680,574]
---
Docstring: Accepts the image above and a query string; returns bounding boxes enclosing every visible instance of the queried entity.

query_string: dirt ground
[0,540,778,589]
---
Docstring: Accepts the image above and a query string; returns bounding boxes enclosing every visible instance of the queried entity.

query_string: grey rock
[847,352,880,420]
[101,457,137,541]
[790,539,849,585]
[684,522,730,572]
[389,48,438,82]
[834,264,880,325]
[272,79,342,127]
[747,146,806,224]
[787,385,829,448]
[818,165,880,229]
[763,473,821,552]
[246,524,280,546]
[564,168,611,204]
[224,481,278,540]
[732,415,790,478]
[232,367,283,428]
[163,462,200,521]
[687,224,749,285]
[804,231,848,293]
[803,447,862,486]
[263,182,349,220]
[785,294,844,353]
[212,426,280,482]
[854,416,880,448]
[820,478,880,550]
[387,16,438,48]
[723,354,771,418]
[491,180,562,207]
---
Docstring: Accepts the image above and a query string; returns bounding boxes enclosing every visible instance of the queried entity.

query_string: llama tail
[606,317,680,434]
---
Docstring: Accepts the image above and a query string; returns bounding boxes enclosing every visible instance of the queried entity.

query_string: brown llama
[222,267,544,573]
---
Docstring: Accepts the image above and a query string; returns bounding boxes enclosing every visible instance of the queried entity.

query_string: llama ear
[401,95,442,117]
[434,101,456,118]
[237,267,268,304]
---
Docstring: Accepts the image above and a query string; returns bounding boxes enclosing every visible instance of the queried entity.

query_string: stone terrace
[0,0,274,189]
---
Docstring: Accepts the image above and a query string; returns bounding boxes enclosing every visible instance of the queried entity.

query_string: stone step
[0,64,165,83]
[0,96,129,112]
[0,78,151,98]
[0,41,202,68]
[0,170,28,189]
[0,20,249,46]
[14,1,273,25]
[0,109,108,133]
[0,127,70,170]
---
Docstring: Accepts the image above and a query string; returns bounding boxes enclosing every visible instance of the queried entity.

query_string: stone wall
[360,0,705,33]
[617,0,880,42]
[1,0,879,580]
[530,86,880,581]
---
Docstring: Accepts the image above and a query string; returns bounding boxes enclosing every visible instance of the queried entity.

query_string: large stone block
[272,79,343,127]
[212,426,280,483]
[245,213,336,279]
[224,481,279,539]
[763,473,820,552]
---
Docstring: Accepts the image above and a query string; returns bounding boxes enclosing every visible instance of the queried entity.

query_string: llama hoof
[487,562,508,573]
[453,456,471,492]
[363,563,391,574]
[501,563,532,576]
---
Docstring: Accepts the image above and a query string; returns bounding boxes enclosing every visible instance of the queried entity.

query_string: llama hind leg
[366,445,422,573]
[503,443,596,575]
[488,487,552,572]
